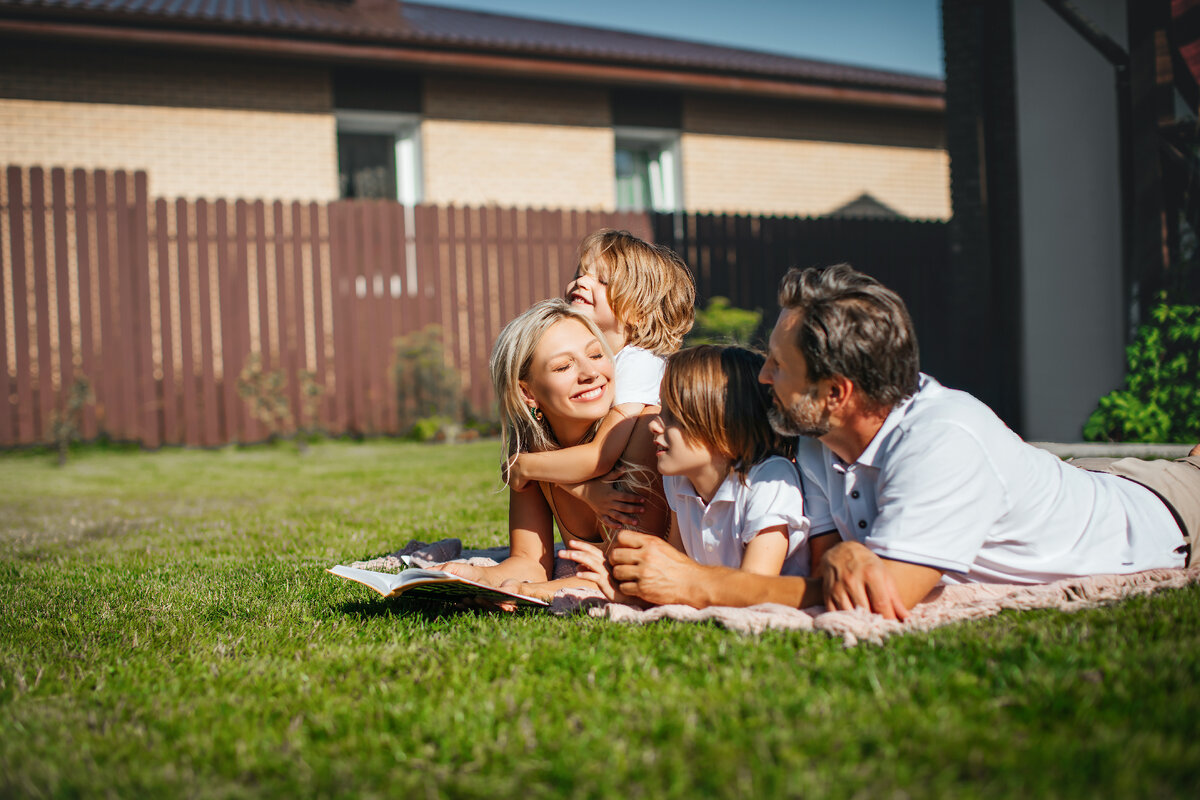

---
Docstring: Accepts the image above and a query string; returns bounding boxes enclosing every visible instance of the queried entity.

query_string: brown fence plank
[326,202,348,435]
[30,168,53,441]
[0,170,13,445]
[309,203,331,433]
[93,169,116,439]
[195,200,219,447]
[154,198,177,445]
[360,201,383,434]
[70,170,97,440]
[215,200,241,444]
[231,200,255,443]
[131,172,159,448]
[7,168,34,443]
[51,169,74,421]
[110,171,136,440]
[175,199,200,447]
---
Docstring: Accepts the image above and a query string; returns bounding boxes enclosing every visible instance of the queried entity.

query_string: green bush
[1084,300,1200,443]
[392,325,462,434]
[685,296,762,346]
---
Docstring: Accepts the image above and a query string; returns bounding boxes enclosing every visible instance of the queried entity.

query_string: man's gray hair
[777,264,920,409]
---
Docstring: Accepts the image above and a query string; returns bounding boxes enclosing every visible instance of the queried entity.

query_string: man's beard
[767,389,831,438]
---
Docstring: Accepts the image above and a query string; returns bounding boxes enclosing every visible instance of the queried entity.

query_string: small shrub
[1084,300,1200,443]
[237,353,291,439]
[685,296,762,346]
[51,375,93,466]
[393,325,462,434]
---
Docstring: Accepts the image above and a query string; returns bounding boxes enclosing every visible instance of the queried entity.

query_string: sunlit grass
[1,441,1197,798]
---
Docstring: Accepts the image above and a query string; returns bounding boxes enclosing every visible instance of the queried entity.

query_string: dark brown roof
[0,0,943,97]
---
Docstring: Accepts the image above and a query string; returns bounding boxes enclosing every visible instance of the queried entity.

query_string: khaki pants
[1070,456,1200,567]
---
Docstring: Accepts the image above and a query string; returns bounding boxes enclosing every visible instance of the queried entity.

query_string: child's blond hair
[578,229,695,355]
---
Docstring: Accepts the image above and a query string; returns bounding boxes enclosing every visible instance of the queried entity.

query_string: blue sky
[416,0,944,78]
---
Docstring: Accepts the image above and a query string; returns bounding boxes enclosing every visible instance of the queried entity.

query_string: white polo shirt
[663,456,813,576]
[612,345,665,406]
[795,375,1186,584]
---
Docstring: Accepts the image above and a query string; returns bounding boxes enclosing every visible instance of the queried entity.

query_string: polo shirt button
[851,490,860,499]
[706,544,714,551]
[858,520,867,529]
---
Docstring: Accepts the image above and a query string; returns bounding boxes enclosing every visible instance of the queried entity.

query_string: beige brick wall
[422,77,614,209]
[0,99,339,200]
[0,42,339,200]
[683,94,950,219]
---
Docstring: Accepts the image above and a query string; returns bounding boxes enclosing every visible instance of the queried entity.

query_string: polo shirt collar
[854,373,932,468]
[674,471,739,506]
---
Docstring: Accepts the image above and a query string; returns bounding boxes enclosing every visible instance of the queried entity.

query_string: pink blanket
[550,565,1200,645]
[357,540,1200,646]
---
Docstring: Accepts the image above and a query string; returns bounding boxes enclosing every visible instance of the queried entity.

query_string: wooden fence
[0,166,948,448]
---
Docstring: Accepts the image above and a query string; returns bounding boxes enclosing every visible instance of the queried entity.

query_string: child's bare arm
[508,403,643,489]
[739,526,790,576]
[808,531,842,576]
[666,512,685,552]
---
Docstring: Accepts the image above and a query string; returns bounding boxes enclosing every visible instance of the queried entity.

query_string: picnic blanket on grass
[353,540,1200,646]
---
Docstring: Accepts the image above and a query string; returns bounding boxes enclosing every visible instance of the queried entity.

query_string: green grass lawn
[1,440,1197,799]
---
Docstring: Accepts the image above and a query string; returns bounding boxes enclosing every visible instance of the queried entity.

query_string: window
[336,111,422,204]
[615,127,681,212]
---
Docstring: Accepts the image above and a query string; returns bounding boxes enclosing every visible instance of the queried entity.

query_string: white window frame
[336,110,423,205]
[614,125,682,212]
[336,110,423,297]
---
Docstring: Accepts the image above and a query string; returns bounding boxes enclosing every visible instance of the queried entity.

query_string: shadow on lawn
[333,597,539,622]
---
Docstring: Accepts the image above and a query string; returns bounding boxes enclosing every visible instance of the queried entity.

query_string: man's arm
[508,403,642,489]
[819,541,944,620]
[606,530,825,609]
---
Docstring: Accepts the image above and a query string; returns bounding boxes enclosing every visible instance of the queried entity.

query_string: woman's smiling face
[520,318,614,427]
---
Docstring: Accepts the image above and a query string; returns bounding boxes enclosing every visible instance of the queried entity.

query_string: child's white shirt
[612,345,665,406]
[663,456,812,576]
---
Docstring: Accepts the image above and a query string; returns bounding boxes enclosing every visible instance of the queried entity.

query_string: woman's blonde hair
[659,345,796,482]
[578,229,696,355]
[491,298,612,465]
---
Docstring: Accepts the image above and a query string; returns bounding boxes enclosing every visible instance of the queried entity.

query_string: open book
[328,565,550,608]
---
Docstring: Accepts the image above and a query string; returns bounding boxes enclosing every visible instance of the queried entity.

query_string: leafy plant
[393,325,463,436]
[1084,300,1200,443]
[237,353,291,440]
[685,296,762,346]
[50,375,93,466]
[237,355,326,450]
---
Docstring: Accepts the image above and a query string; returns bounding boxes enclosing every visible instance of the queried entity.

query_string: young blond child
[506,229,696,528]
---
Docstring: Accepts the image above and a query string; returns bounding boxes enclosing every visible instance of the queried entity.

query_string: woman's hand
[564,468,646,529]
[559,539,636,604]
[434,561,497,586]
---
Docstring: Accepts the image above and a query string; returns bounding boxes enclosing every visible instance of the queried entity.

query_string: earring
[528,405,544,423]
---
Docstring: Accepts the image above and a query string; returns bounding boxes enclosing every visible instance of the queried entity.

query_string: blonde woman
[438,298,667,601]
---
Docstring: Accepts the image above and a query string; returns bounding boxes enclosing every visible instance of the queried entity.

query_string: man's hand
[564,469,645,529]
[819,541,910,621]
[607,530,709,607]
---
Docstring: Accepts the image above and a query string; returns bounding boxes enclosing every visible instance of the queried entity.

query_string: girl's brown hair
[578,229,695,355]
[659,345,796,481]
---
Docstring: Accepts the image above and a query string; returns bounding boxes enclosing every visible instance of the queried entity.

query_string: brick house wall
[1,41,949,218]
[0,43,339,200]
[682,94,950,218]
[421,76,613,209]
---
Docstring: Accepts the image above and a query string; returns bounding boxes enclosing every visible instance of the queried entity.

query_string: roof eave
[0,18,945,112]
